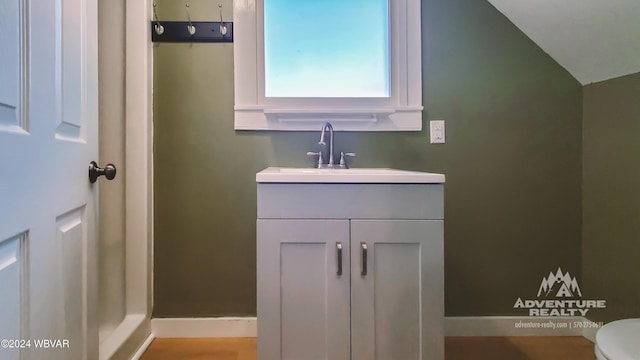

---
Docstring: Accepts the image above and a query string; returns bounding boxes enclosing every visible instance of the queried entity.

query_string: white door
[0,0,99,359]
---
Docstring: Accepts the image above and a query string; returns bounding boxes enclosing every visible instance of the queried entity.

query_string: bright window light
[264,0,390,98]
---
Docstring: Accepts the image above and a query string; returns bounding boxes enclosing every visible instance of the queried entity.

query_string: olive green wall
[582,72,640,323]
[152,0,582,317]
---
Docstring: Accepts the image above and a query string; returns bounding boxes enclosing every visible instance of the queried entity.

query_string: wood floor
[140,336,596,360]
[140,338,257,360]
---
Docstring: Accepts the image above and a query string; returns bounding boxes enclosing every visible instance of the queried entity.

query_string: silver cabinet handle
[336,242,343,276]
[361,242,368,276]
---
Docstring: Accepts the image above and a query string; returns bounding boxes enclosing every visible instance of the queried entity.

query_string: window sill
[234,106,423,131]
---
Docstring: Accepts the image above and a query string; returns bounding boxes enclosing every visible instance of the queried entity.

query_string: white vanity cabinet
[256,169,445,360]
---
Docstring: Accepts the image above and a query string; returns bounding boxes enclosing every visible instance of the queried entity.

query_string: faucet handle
[339,152,356,167]
[307,151,324,168]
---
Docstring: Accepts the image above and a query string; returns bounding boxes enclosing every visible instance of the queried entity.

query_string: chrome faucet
[318,122,335,167]
[306,122,356,168]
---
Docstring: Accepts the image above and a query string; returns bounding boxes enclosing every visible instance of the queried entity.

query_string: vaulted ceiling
[487,0,640,85]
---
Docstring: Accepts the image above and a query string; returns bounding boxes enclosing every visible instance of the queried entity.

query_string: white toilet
[595,318,640,360]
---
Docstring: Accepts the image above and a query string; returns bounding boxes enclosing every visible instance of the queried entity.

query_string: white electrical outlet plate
[430,120,445,144]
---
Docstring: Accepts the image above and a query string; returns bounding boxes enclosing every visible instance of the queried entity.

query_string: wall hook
[149,3,233,43]
[218,4,228,36]
[185,3,196,35]
[153,3,164,35]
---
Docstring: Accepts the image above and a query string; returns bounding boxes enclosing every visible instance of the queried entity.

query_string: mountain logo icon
[537,268,582,298]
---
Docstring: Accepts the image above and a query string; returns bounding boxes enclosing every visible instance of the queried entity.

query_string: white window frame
[233,0,423,131]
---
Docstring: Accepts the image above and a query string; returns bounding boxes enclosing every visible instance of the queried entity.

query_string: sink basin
[256,167,445,183]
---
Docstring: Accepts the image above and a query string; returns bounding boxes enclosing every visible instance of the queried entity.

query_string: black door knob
[89,161,117,183]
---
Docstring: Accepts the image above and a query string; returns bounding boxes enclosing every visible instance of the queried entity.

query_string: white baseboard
[582,320,600,342]
[150,316,598,339]
[99,314,151,360]
[151,317,257,338]
[445,316,598,337]
[130,334,155,360]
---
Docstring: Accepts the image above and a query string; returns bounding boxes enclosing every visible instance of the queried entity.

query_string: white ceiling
[487,0,640,85]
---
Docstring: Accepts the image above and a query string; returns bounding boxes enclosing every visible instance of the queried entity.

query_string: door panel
[281,243,329,358]
[351,220,444,360]
[257,219,350,360]
[0,0,23,131]
[57,207,87,359]
[57,0,85,141]
[0,0,99,358]
[373,243,421,359]
[0,234,24,360]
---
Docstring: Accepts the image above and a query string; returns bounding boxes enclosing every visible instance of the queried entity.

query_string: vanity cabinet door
[257,219,351,360]
[350,220,444,360]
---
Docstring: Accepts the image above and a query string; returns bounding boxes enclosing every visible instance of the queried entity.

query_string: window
[264,0,390,98]
[234,0,423,131]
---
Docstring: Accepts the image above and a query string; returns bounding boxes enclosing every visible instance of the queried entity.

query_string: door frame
[98,0,154,359]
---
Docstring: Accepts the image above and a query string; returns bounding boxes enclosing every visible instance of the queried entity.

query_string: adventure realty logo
[514,268,606,316]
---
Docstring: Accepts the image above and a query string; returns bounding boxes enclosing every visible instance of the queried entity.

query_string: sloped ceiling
[487,0,640,85]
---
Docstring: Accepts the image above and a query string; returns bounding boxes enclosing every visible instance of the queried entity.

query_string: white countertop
[256,167,446,184]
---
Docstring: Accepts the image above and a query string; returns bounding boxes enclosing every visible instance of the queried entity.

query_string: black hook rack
[150,21,233,43]
[151,3,233,43]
